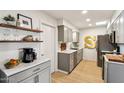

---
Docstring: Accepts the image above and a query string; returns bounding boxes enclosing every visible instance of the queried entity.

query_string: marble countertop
[0,57,50,77]
[101,50,115,53]
[58,50,77,54]
[58,48,83,54]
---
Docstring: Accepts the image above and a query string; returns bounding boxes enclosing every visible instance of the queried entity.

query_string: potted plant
[3,14,15,25]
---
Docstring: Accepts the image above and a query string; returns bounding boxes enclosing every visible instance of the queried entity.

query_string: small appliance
[22,48,37,63]
[109,31,116,44]
[116,46,120,54]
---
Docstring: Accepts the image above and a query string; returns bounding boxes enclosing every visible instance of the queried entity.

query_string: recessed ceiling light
[89,24,92,26]
[86,18,91,22]
[96,21,107,26]
[82,10,88,14]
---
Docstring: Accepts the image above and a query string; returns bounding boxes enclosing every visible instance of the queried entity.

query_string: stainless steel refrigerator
[96,34,115,67]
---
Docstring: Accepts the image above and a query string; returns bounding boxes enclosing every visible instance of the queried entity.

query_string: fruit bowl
[4,59,21,69]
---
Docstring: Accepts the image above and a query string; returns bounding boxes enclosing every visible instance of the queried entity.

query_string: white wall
[57,19,79,32]
[79,26,107,61]
[0,10,58,71]
[0,10,57,28]
[107,10,124,53]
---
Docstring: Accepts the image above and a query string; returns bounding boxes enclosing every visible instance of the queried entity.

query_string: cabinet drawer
[19,67,50,83]
[8,61,50,83]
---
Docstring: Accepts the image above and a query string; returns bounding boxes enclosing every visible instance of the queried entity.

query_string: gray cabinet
[58,52,75,73]
[72,32,79,42]
[58,25,72,42]
[104,56,124,83]
[5,61,50,83]
[68,28,73,42]
[104,61,124,83]
[58,48,83,73]
[76,49,83,64]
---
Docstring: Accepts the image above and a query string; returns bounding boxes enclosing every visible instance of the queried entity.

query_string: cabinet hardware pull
[33,68,40,72]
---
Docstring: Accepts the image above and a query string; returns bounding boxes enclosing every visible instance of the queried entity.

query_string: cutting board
[106,54,124,63]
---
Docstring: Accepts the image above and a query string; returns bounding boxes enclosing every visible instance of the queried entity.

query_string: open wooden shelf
[0,23,43,33]
[0,40,43,43]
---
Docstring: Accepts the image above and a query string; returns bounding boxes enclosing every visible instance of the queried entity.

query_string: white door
[42,24,56,73]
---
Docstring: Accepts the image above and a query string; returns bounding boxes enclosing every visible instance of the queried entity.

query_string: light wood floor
[51,60,104,83]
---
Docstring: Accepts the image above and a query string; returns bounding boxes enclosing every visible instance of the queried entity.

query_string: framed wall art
[17,14,32,29]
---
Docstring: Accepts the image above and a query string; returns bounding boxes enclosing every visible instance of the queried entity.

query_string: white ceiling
[44,10,114,29]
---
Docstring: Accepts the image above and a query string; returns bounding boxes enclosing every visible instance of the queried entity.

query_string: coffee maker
[22,48,37,63]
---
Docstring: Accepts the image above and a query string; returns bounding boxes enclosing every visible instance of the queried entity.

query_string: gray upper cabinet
[68,28,73,42]
[72,32,79,42]
[58,25,72,42]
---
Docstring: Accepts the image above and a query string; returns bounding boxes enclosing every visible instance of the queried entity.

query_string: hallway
[52,60,103,83]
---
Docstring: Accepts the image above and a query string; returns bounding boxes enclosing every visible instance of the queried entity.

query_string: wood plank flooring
[51,60,104,83]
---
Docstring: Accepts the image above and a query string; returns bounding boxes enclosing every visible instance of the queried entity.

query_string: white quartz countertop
[58,50,77,54]
[58,48,83,54]
[0,57,50,77]
[101,50,114,53]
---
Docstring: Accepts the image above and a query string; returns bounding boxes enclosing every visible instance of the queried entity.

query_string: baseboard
[57,69,68,74]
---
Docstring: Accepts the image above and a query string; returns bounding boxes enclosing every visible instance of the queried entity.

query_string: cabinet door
[68,28,73,42]
[115,17,120,43]
[69,53,74,71]
[104,61,108,83]
[74,51,77,67]
[64,26,68,42]
[20,67,50,83]
[119,12,124,43]
[58,25,64,42]
[79,52,82,62]
[108,63,124,83]
[73,32,79,42]
[38,67,50,83]
[20,73,38,83]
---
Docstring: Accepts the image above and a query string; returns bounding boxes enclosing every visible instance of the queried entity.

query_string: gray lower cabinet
[58,52,75,73]
[58,48,83,73]
[104,56,124,83]
[7,61,50,83]
[105,62,124,83]
[77,49,83,64]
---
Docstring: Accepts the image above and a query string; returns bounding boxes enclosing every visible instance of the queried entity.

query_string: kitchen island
[103,54,124,83]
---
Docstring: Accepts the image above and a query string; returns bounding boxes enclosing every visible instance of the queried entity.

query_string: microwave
[109,31,116,43]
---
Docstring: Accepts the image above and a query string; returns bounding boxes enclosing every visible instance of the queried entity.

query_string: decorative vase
[60,43,66,51]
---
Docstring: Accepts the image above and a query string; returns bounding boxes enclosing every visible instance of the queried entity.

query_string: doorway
[42,23,57,73]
